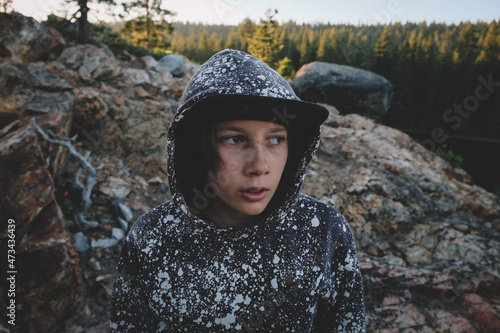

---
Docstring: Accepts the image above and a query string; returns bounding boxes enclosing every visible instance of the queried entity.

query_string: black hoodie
[111,49,365,332]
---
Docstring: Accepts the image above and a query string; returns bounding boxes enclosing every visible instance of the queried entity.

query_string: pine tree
[121,0,173,51]
[1,0,13,12]
[208,32,223,55]
[247,9,282,68]
[374,26,390,58]
[196,29,211,62]
[171,31,186,54]
[276,57,296,80]
[438,28,454,64]
[455,22,478,64]
[476,21,500,63]
[225,27,241,50]
[237,18,255,52]
[299,27,315,65]
[317,28,337,62]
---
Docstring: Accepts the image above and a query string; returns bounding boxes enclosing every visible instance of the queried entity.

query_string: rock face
[0,12,499,332]
[0,113,81,332]
[0,12,65,62]
[303,106,500,331]
[291,62,393,120]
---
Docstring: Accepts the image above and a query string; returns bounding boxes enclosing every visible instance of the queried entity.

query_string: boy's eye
[223,135,245,144]
[269,136,286,145]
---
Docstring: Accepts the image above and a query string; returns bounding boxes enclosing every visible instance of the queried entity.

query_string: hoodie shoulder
[295,193,345,223]
[291,193,355,239]
[125,201,174,246]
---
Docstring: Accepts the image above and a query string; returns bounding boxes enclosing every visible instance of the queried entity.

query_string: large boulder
[155,53,186,77]
[291,62,393,120]
[0,12,66,62]
[302,106,500,331]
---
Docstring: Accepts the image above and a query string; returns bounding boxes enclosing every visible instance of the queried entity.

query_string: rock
[0,62,74,129]
[302,109,500,331]
[58,44,121,82]
[71,87,109,131]
[0,61,73,181]
[0,119,81,332]
[291,62,393,120]
[112,227,125,241]
[88,257,101,271]
[185,61,200,77]
[91,237,119,248]
[120,68,173,91]
[155,53,186,77]
[118,217,129,232]
[147,176,164,184]
[120,98,173,158]
[113,199,134,222]
[130,55,158,69]
[305,111,500,266]
[120,67,152,86]
[96,176,131,198]
[361,257,500,331]
[74,232,90,253]
[0,12,65,62]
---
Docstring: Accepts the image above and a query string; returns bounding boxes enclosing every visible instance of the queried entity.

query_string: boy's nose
[245,146,270,176]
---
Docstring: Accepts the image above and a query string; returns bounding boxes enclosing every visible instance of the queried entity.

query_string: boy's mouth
[241,187,269,201]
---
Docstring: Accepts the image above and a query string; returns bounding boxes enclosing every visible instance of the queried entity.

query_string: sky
[10,0,500,26]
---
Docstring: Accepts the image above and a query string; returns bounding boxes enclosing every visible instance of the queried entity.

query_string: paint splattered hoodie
[111,49,366,332]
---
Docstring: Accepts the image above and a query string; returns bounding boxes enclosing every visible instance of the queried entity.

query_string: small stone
[147,176,164,184]
[118,217,129,232]
[73,232,90,253]
[88,258,101,271]
[117,201,133,222]
[453,224,469,232]
[91,238,119,248]
[112,227,125,241]
[96,176,131,198]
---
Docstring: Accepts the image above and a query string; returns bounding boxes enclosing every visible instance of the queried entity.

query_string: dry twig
[32,118,103,230]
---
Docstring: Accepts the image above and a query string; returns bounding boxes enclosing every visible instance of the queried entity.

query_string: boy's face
[205,119,288,227]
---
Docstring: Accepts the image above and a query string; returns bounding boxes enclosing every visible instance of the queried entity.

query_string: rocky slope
[0,12,499,332]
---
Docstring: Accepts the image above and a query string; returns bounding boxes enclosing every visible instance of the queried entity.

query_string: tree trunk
[78,0,89,44]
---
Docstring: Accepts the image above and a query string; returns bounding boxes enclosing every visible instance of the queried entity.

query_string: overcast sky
[11,0,500,25]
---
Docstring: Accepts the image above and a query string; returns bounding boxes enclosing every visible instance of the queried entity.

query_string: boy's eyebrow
[270,127,287,133]
[215,126,245,132]
[215,126,287,133]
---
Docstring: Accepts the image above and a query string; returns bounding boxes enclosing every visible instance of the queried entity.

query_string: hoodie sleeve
[313,215,366,332]
[110,226,152,332]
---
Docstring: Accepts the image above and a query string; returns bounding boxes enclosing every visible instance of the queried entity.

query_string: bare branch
[32,118,102,230]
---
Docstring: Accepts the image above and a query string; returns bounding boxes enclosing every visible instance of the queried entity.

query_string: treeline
[166,18,500,191]
[168,19,500,134]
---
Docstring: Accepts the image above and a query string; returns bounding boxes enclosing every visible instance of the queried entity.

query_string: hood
[166,49,329,226]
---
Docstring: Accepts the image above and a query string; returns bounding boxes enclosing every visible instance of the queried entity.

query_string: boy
[111,49,365,332]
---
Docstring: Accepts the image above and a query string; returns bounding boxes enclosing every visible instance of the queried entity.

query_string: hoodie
[110,49,365,332]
